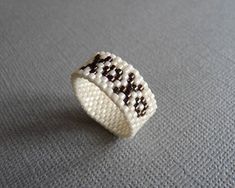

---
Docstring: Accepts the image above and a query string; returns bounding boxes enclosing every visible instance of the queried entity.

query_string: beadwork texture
[3,0,235,187]
[71,52,157,137]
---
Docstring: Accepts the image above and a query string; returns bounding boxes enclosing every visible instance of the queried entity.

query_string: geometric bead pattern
[71,51,157,138]
[81,54,148,117]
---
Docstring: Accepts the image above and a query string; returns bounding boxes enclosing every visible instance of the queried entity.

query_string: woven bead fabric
[71,52,157,137]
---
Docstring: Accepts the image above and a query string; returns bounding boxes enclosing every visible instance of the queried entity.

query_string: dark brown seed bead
[94,54,101,61]
[128,79,135,85]
[111,77,116,82]
[132,84,137,91]
[113,87,119,93]
[144,105,149,110]
[115,75,119,80]
[98,58,105,63]
[116,69,123,75]
[107,75,113,81]
[80,65,87,70]
[117,75,122,81]
[138,84,144,91]
[126,84,132,92]
[102,72,108,76]
[141,110,146,116]
[124,98,130,106]
[125,91,132,98]
[142,97,147,102]
[120,86,126,92]
[103,66,110,71]
[129,73,135,80]
[90,69,96,73]
[136,109,140,113]
[141,98,146,104]
[110,65,116,70]
[104,56,112,61]
[134,103,138,108]
[135,97,141,103]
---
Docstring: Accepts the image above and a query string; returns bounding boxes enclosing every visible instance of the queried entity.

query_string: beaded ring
[71,52,157,138]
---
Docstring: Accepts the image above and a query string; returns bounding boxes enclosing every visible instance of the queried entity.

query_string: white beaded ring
[71,52,157,138]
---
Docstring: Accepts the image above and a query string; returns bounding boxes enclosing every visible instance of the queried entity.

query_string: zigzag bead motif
[80,54,148,117]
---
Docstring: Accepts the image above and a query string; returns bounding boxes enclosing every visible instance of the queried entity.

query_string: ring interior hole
[73,77,130,137]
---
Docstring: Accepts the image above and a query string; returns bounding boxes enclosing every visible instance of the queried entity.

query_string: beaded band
[71,52,157,138]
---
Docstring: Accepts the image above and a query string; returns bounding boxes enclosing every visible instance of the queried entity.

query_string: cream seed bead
[122,61,128,67]
[131,106,135,112]
[107,88,113,96]
[122,74,129,81]
[139,104,145,111]
[106,52,111,56]
[112,61,118,66]
[131,92,137,99]
[111,93,119,102]
[141,90,147,97]
[121,80,128,86]
[135,79,141,85]
[83,67,91,76]
[117,64,124,69]
[104,61,111,67]
[101,83,107,89]
[115,57,122,62]
[98,63,104,68]
[96,70,103,76]
[110,54,116,59]
[107,82,114,88]
[130,97,136,105]
[78,69,83,75]
[123,64,133,73]
[123,106,129,113]
[123,66,130,73]
[100,52,106,59]
[143,82,148,88]
[145,90,151,96]
[137,91,142,98]
[138,76,143,83]
[114,80,121,87]
[95,77,102,84]
[150,95,155,102]
[91,111,96,116]
[126,113,132,121]
[109,70,116,76]
[89,73,96,80]
[146,96,151,103]
[149,104,154,112]
[101,76,108,83]
[119,92,126,100]
[118,99,125,107]
[132,69,140,76]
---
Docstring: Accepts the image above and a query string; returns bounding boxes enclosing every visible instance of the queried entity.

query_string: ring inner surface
[73,77,131,137]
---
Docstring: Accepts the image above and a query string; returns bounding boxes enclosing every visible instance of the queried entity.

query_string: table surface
[1,0,235,187]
